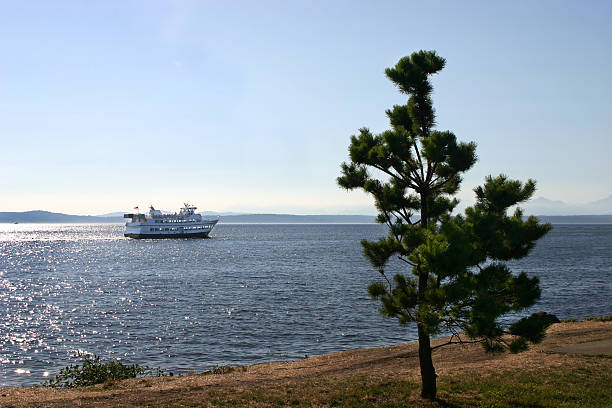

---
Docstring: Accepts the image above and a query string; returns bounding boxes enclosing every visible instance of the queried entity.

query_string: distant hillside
[0,211,123,223]
[521,195,612,216]
[459,194,612,216]
[537,215,612,224]
[218,214,376,223]
[96,211,125,217]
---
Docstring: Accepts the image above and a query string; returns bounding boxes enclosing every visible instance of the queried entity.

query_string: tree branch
[430,176,454,191]
[425,162,437,186]
[371,164,420,190]
[379,269,393,292]
[413,142,425,183]
[431,334,483,351]
[397,255,416,267]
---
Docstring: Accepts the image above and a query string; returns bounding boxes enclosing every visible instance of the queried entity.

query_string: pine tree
[337,50,552,400]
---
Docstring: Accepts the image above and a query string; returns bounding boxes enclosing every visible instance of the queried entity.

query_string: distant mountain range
[454,194,612,217]
[520,195,612,216]
[213,214,377,223]
[0,211,122,223]
[2,194,612,224]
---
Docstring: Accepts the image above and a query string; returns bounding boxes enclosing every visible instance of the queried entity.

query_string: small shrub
[204,365,235,375]
[42,353,168,388]
[590,315,612,322]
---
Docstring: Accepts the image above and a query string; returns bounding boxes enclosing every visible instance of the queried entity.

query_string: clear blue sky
[1,1,611,215]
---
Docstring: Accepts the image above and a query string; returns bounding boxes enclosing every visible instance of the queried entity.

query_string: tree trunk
[417,323,437,399]
[417,192,437,399]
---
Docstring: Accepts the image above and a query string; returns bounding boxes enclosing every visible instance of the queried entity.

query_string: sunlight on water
[0,223,121,242]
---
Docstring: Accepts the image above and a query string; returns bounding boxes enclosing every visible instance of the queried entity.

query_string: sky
[1,0,611,215]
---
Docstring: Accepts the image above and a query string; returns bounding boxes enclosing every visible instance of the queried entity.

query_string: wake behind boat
[124,203,218,239]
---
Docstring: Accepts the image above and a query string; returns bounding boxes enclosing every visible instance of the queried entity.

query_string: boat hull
[124,231,212,239]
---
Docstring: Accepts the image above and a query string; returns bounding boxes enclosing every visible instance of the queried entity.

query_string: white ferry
[123,203,218,239]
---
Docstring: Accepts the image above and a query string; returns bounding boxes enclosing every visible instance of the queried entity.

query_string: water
[0,223,610,386]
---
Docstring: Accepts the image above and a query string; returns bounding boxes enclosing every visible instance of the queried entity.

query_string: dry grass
[1,320,610,407]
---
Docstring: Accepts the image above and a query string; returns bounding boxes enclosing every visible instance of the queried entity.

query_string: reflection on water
[0,223,611,386]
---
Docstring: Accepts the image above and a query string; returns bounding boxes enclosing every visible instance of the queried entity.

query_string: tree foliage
[337,50,551,399]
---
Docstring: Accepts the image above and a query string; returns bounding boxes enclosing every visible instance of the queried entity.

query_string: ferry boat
[123,203,218,239]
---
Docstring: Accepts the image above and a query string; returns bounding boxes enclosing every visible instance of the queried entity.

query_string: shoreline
[1,319,610,407]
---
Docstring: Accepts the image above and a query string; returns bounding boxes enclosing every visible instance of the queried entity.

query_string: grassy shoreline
[1,320,611,407]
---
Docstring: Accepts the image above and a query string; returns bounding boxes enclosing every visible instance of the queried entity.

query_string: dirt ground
[1,320,610,407]
[551,337,612,355]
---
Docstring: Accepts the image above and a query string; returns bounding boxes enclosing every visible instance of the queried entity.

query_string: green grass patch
[183,360,611,407]
[204,378,421,408]
[438,361,612,407]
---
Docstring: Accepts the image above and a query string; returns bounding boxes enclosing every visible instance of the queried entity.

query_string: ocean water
[0,223,610,386]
